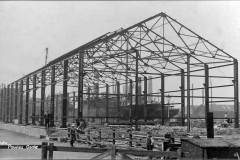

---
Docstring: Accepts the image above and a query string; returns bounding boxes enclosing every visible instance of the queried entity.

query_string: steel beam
[25,77,29,124]
[62,60,68,128]
[106,84,109,123]
[19,80,23,124]
[161,73,165,125]
[50,65,55,127]
[205,64,209,129]
[78,52,84,119]
[181,69,185,126]
[40,70,46,126]
[187,55,191,132]
[14,82,18,119]
[234,59,239,128]
[143,76,147,121]
[32,74,36,125]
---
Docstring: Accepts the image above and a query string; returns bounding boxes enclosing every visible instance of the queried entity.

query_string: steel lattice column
[187,55,191,132]
[50,65,55,127]
[40,70,46,126]
[181,69,185,126]
[234,59,239,128]
[143,76,147,121]
[161,73,165,125]
[205,64,209,128]
[78,52,84,119]
[25,77,29,124]
[106,84,109,123]
[14,82,18,119]
[62,60,68,128]
[32,74,36,125]
[19,80,23,124]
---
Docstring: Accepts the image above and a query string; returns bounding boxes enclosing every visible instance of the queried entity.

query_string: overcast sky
[0,1,240,85]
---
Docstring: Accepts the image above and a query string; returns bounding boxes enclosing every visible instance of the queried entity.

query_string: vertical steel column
[3,86,6,122]
[106,84,109,123]
[15,82,18,119]
[55,94,58,122]
[116,81,120,122]
[73,92,75,120]
[143,76,147,121]
[10,83,14,123]
[0,88,2,121]
[62,60,68,128]
[0,87,2,121]
[87,87,90,120]
[32,74,36,125]
[50,65,55,127]
[187,55,191,132]
[40,70,46,126]
[25,77,29,124]
[234,59,239,128]
[19,80,23,124]
[78,52,84,119]
[205,64,209,128]
[135,50,139,121]
[1,88,3,121]
[161,73,165,125]
[7,85,10,122]
[181,69,185,126]
[129,79,133,123]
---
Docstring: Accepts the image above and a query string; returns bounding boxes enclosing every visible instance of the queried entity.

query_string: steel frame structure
[0,12,238,131]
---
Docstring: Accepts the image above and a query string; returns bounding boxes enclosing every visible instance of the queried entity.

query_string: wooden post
[98,130,101,141]
[48,143,54,160]
[87,130,90,143]
[111,145,116,160]
[41,142,48,160]
[112,129,115,145]
[129,130,132,147]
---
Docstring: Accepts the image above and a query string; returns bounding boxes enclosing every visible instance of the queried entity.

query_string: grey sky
[0,1,240,84]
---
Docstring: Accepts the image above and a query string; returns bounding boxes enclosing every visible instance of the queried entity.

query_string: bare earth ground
[0,129,98,160]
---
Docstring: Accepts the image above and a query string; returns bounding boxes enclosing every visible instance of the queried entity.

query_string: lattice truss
[14,12,235,102]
